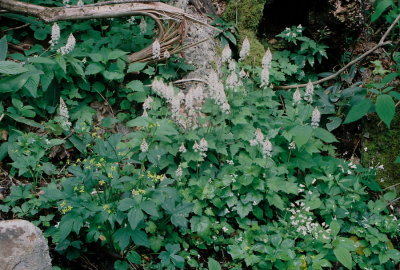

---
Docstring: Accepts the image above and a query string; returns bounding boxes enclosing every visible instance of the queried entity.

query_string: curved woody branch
[0,0,217,63]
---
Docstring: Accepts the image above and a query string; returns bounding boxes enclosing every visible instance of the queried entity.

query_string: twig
[2,23,29,32]
[277,13,400,90]
[173,78,208,85]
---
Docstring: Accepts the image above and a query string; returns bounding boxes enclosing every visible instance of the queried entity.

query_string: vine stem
[276,12,400,90]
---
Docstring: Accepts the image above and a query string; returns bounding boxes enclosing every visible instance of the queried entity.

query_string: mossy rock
[223,0,268,31]
[238,29,266,66]
[362,110,400,191]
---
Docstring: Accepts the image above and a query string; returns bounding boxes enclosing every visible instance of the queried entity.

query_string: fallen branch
[277,12,400,90]
[0,0,219,63]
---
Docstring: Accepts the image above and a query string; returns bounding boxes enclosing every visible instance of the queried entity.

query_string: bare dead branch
[277,12,400,90]
[0,0,219,63]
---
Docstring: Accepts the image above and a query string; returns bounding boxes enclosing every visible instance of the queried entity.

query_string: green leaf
[333,247,352,269]
[0,36,8,61]
[85,63,104,75]
[103,71,124,80]
[330,220,340,236]
[375,94,395,128]
[313,128,338,143]
[107,50,128,60]
[126,80,144,92]
[344,99,372,124]
[127,251,142,264]
[141,201,159,217]
[395,156,400,164]
[28,57,56,65]
[371,0,393,22]
[128,62,147,73]
[289,125,313,147]
[208,258,221,270]
[128,207,144,230]
[387,249,400,261]
[0,61,28,74]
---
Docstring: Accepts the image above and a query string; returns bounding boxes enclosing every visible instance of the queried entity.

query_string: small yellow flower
[111,166,116,171]
[74,186,79,191]
[107,173,113,178]
[99,180,106,186]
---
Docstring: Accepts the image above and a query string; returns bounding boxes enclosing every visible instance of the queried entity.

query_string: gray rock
[0,219,52,270]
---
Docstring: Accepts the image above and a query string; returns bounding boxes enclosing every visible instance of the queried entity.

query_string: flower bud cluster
[208,70,230,114]
[193,138,208,157]
[59,97,72,129]
[250,128,272,157]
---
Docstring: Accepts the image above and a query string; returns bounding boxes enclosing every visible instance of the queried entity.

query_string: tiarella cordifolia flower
[227,160,234,165]
[287,202,331,239]
[185,85,204,115]
[304,81,314,102]
[208,70,228,107]
[77,0,84,6]
[239,69,248,78]
[254,128,264,144]
[152,39,161,59]
[262,48,272,68]
[152,78,174,101]
[49,23,60,46]
[193,138,208,157]
[58,33,76,55]
[81,57,87,64]
[59,97,72,128]
[288,141,296,150]
[143,96,153,111]
[140,18,147,34]
[127,16,136,24]
[262,139,272,157]
[221,102,231,114]
[228,60,236,71]
[140,139,149,152]
[239,37,250,60]
[260,67,270,87]
[311,107,321,127]
[178,143,187,153]
[63,0,70,6]
[249,139,258,146]
[199,138,208,152]
[221,45,232,63]
[163,50,170,59]
[226,71,239,89]
[175,164,183,177]
[293,88,301,104]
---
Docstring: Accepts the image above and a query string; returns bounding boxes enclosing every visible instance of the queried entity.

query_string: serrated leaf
[375,94,395,128]
[371,0,393,22]
[344,99,372,124]
[313,128,338,143]
[85,63,104,75]
[128,207,144,230]
[103,71,124,80]
[126,80,144,92]
[128,62,147,73]
[330,220,340,236]
[141,201,159,217]
[127,251,142,264]
[28,57,56,64]
[208,258,221,270]
[0,61,28,74]
[334,247,352,269]
[107,50,128,60]
[289,125,313,147]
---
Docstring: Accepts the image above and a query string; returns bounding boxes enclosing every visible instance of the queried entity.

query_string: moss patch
[362,110,400,191]
[223,0,268,31]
